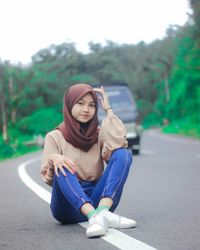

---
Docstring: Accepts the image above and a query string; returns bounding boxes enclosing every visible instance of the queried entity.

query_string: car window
[97,85,138,123]
[106,88,136,110]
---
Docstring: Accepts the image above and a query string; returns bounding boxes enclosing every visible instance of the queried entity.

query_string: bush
[142,112,162,128]
[0,137,40,160]
[162,119,200,138]
[0,141,15,159]
[17,107,63,135]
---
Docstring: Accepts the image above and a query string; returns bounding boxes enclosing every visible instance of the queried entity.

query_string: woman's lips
[80,114,89,118]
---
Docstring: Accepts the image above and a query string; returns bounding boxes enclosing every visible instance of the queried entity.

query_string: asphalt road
[0,129,200,250]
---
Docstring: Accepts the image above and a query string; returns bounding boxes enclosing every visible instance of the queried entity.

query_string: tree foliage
[0,0,200,158]
[159,0,200,124]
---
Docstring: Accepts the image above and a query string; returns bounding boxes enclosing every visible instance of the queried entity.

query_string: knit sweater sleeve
[41,131,61,186]
[99,111,128,161]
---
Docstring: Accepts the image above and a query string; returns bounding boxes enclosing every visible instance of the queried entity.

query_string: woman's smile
[80,114,90,118]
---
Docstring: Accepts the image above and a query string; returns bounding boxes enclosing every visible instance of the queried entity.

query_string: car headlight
[126,132,137,138]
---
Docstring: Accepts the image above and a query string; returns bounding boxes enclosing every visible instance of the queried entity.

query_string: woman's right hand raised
[52,154,77,177]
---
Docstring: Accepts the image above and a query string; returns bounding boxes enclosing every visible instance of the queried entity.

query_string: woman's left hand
[94,86,112,112]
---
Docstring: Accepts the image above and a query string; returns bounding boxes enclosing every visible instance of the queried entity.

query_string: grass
[0,130,42,161]
[162,121,200,139]
[0,142,41,161]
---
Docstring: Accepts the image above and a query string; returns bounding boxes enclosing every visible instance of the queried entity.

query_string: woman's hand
[93,86,112,112]
[51,154,77,177]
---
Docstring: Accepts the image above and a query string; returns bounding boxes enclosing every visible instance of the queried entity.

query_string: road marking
[18,157,50,203]
[141,150,156,156]
[18,157,157,250]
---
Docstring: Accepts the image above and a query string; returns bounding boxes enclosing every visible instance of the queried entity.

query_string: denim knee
[111,148,133,166]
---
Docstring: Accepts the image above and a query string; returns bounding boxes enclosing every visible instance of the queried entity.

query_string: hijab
[57,83,99,151]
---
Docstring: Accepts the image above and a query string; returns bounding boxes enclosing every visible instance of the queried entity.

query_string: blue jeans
[50,148,133,224]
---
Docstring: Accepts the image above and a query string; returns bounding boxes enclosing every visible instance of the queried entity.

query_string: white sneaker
[86,214,108,238]
[100,210,136,229]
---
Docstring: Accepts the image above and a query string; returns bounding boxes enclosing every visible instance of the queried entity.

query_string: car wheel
[132,148,140,155]
[131,136,140,155]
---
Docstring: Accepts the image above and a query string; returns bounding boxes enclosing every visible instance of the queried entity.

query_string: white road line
[141,150,156,156]
[18,158,50,203]
[18,157,157,250]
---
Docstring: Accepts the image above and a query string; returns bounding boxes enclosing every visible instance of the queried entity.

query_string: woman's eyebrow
[80,98,95,104]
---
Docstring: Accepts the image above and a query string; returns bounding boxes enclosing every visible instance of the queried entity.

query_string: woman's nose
[83,105,89,112]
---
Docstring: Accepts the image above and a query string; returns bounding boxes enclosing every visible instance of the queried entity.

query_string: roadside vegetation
[0,0,200,160]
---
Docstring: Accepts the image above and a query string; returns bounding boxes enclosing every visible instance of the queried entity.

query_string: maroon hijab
[57,83,99,151]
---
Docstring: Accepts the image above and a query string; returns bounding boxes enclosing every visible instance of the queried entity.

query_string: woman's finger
[66,159,76,168]
[56,163,66,176]
[64,160,77,172]
[69,160,75,167]
[98,96,104,108]
[59,165,67,176]
[93,88,103,95]
[55,166,59,177]
[63,163,76,174]
[61,161,75,174]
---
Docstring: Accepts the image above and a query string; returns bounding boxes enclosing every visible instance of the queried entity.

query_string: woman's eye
[90,104,96,108]
[78,101,83,105]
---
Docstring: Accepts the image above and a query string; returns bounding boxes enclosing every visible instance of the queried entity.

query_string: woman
[41,83,136,238]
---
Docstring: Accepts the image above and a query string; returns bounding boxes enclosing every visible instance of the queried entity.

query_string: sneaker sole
[86,228,106,238]
[109,222,137,229]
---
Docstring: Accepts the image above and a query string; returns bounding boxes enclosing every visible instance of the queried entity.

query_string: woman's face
[71,92,96,123]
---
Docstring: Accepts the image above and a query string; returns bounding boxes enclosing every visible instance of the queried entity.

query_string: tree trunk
[164,76,170,103]
[0,63,9,142]
[9,77,17,124]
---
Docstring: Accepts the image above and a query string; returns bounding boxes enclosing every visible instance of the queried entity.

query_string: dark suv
[97,84,142,155]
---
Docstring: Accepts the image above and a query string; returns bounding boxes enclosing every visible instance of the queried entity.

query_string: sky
[0,0,190,64]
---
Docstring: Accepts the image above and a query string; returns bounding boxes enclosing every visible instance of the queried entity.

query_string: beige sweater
[41,112,128,186]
